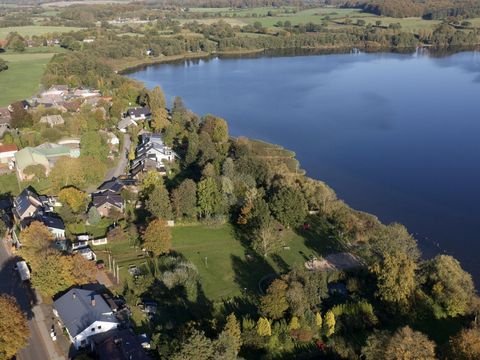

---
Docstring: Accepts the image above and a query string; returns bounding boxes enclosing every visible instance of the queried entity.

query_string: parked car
[128,264,141,277]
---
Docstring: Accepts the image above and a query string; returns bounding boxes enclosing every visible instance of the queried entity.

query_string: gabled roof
[93,329,151,360]
[54,288,118,338]
[126,106,150,118]
[40,115,65,126]
[22,213,65,231]
[13,187,42,218]
[97,178,124,194]
[92,193,123,209]
[117,117,136,130]
[15,144,71,171]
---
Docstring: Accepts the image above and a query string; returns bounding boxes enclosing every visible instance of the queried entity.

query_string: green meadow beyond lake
[128,50,480,284]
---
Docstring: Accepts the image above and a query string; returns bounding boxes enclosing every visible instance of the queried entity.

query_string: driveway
[106,134,131,180]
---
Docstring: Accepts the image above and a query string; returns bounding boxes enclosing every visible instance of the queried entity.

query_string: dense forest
[341,0,480,19]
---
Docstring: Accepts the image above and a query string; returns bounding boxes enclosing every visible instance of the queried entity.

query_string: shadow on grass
[231,251,277,296]
[271,253,290,273]
[297,216,346,256]
[124,253,216,344]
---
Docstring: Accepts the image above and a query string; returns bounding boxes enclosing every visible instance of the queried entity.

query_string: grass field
[182,6,445,32]
[0,25,83,40]
[171,221,340,300]
[0,52,55,106]
[95,220,340,301]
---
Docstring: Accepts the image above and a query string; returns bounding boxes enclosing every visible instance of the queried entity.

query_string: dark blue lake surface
[128,50,480,283]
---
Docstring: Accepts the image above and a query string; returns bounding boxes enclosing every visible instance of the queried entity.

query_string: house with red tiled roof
[0,144,18,170]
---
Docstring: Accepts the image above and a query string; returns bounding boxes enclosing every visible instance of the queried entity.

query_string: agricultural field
[0,52,55,106]
[0,25,83,40]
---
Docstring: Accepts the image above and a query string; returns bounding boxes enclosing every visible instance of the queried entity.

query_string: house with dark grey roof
[20,213,65,239]
[53,288,119,349]
[126,106,151,121]
[91,178,125,218]
[91,329,151,360]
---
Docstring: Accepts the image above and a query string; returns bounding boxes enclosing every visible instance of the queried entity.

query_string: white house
[106,132,119,145]
[20,213,65,239]
[53,288,119,349]
[130,133,177,177]
[41,85,68,97]
[125,106,151,121]
[0,144,18,169]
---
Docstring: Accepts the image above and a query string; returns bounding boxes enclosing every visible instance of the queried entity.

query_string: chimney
[72,292,76,299]
[91,298,96,307]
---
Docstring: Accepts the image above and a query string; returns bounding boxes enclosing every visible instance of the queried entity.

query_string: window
[91,328,95,332]
[97,326,102,330]
[81,340,87,345]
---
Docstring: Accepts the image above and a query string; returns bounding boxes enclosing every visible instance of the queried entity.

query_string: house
[60,99,83,112]
[91,178,126,217]
[35,94,64,107]
[15,143,79,180]
[41,85,68,97]
[91,329,151,360]
[0,107,11,127]
[130,133,177,177]
[116,117,137,132]
[20,213,65,239]
[40,114,65,127]
[92,193,124,217]
[83,38,95,43]
[13,187,45,221]
[53,288,120,349]
[125,106,151,121]
[0,144,18,169]
[72,234,90,251]
[73,89,101,98]
[106,132,119,146]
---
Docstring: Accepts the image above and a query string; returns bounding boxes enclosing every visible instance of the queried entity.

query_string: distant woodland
[341,0,480,19]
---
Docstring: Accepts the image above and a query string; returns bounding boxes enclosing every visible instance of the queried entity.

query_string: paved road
[0,240,63,360]
[106,134,131,180]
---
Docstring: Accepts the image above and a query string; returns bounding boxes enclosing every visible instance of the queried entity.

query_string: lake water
[128,50,480,284]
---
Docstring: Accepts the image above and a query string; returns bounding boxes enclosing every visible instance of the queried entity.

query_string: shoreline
[116,44,478,75]
[122,51,480,287]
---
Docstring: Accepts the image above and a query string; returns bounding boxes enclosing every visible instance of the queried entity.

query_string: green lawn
[94,218,341,301]
[0,52,54,106]
[0,26,83,40]
[67,218,113,238]
[172,221,339,300]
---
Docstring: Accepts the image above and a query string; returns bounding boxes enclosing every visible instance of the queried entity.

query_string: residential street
[0,239,65,360]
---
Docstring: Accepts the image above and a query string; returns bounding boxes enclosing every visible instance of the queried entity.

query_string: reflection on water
[129,50,480,285]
